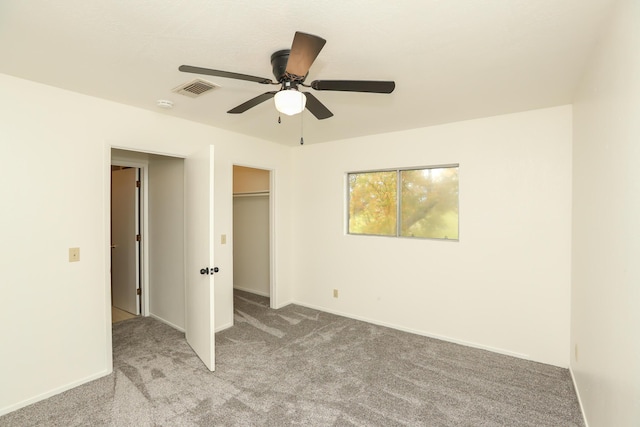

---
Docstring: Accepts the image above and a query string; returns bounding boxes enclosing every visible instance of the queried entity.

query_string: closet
[233,166,270,297]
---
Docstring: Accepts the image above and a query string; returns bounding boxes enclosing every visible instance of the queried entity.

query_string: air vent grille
[173,78,219,98]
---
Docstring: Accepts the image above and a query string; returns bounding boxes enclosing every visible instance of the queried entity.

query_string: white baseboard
[0,369,111,417]
[292,300,532,362]
[271,299,294,310]
[215,321,233,333]
[149,313,185,333]
[569,366,589,427]
[233,286,270,297]
[147,313,233,334]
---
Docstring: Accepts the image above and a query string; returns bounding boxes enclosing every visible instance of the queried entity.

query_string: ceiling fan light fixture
[274,89,306,116]
[179,32,394,120]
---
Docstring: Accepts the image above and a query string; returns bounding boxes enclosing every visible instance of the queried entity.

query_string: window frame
[346,163,459,241]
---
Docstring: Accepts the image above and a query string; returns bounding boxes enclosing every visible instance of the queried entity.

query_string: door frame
[110,157,149,317]
[231,163,277,308]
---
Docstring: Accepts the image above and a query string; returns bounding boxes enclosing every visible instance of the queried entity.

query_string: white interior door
[111,168,139,315]
[185,145,215,371]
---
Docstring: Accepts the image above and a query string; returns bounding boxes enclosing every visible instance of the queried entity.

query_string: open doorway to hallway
[110,149,187,332]
[232,165,271,306]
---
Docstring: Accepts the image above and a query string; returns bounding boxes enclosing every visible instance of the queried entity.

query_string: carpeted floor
[1,290,584,426]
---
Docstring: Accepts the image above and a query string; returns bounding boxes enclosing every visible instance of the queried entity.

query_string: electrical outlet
[69,247,80,262]
[333,289,339,298]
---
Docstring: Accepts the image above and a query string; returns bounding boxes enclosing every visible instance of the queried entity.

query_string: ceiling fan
[178,31,395,120]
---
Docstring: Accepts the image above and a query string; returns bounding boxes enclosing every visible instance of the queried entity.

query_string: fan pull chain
[278,115,281,124]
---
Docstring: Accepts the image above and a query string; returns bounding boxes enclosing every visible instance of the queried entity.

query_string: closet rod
[233,191,269,198]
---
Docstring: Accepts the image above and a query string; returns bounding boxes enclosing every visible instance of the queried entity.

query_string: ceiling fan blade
[311,80,395,94]
[228,92,278,114]
[285,32,327,78]
[179,65,274,84]
[303,92,333,120]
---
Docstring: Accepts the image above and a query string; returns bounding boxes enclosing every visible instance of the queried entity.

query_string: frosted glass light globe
[274,90,306,116]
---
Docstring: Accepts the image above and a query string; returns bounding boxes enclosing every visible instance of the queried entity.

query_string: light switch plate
[221,234,227,245]
[69,247,80,262]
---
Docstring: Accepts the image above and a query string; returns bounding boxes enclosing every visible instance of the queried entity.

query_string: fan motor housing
[271,49,307,83]
[270,50,290,82]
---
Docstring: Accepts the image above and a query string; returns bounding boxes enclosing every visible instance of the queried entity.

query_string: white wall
[148,154,186,329]
[292,105,573,367]
[233,195,270,296]
[571,0,640,425]
[0,73,294,414]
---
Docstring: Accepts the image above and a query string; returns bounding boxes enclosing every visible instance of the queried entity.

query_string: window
[347,165,459,240]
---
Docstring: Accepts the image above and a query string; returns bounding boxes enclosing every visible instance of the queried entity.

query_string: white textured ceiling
[0,0,615,146]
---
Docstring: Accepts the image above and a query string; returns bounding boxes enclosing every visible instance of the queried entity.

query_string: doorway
[109,146,216,371]
[110,148,188,331]
[232,166,271,303]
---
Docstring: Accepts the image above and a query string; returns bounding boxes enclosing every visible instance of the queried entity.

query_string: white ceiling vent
[172,78,219,98]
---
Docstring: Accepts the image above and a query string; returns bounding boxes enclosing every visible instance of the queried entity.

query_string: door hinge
[136,288,141,296]
[136,234,141,242]
[136,180,141,188]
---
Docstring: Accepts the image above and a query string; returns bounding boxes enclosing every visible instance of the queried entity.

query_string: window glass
[400,167,459,239]
[348,171,397,236]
